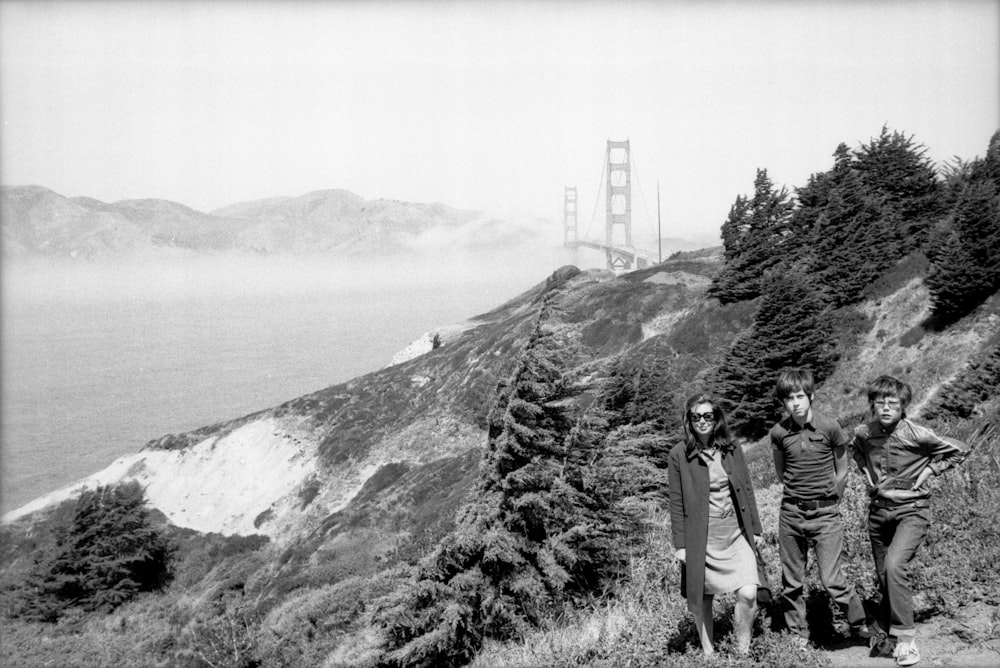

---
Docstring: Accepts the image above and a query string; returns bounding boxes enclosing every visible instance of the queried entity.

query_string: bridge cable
[581,145,608,243]
[630,152,658,242]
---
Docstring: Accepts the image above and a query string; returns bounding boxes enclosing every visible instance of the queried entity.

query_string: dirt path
[823,603,1000,667]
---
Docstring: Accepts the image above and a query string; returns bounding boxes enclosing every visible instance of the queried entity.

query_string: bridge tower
[563,186,578,246]
[605,139,633,270]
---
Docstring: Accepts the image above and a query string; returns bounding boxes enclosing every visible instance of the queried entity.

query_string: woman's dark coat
[667,440,767,605]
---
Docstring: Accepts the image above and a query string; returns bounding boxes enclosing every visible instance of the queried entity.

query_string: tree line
[708,127,1000,436]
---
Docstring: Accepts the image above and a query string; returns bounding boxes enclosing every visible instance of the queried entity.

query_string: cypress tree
[808,165,896,307]
[927,131,1000,323]
[602,338,682,431]
[786,144,852,259]
[710,169,794,303]
[712,267,838,437]
[853,126,944,252]
[19,481,173,621]
[926,180,1000,323]
[376,296,641,667]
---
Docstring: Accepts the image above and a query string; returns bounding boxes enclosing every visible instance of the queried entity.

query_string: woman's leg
[692,594,715,654]
[734,584,758,653]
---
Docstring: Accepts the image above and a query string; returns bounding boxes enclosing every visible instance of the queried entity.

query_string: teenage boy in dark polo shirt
[770,368,868,645]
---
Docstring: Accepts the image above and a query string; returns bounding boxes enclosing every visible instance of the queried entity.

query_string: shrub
[910,421,1000,612]
[174,590,262,668]
[374,294,651,667]
[16,482,173,622]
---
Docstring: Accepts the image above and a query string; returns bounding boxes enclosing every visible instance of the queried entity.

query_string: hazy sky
[1,0,997,244]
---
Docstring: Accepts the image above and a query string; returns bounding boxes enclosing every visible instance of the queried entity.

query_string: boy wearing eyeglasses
[851,375,969,667]
[770,368,869,646]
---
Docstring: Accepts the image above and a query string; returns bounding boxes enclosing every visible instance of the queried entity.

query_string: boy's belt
[870,496,929,509]
[784,496,838,510]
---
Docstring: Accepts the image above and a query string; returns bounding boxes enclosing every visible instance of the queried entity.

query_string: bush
[16,482,173,622]
[256,577,371,666]
[911,421,1000,612]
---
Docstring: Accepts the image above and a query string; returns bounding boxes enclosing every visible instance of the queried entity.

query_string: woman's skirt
[703,512,759,595]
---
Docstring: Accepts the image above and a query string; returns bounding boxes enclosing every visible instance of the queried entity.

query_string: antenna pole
[657,181,662,264]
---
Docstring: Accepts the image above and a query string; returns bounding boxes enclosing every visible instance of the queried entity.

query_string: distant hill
[0,185,579,260]
[1,185,710,261]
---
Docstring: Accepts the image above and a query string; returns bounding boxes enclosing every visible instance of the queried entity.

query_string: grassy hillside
[2,127,998,667]
[3,248,999,667]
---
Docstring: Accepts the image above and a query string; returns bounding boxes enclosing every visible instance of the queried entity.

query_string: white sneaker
[893,639,920,666]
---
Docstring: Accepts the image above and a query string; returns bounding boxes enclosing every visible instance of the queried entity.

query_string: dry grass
[470,510,827,668]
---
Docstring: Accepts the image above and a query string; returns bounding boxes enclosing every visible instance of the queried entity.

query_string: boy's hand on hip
[675,549,686,563]
[912,467,933,490]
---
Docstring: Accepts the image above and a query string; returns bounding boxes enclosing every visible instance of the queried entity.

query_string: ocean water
[1,249,588,515]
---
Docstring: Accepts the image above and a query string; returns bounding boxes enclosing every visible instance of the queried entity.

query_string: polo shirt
[770,411,848,500]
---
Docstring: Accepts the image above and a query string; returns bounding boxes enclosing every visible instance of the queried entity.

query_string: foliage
[910,422,1000,612]
[255,576,376,667]
[16,481,173,622]
[470,509,821,668]
[0,606,176,668]
[925,131,1000,324]
[806,158,898,307]
[174,590,263,668]
[710,169,795,303]
[922,338,1000,422]
[714,128,949,311]
[601,338,684,432]
[374,294,649,667]
[850,126,944,252]
[711,267,839,438]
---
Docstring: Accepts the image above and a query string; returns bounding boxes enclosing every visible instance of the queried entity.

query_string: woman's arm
[734,444,763,535]
[667,446,686,551]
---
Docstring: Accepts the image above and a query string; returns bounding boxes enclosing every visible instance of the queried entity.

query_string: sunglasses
[688,412,716,423]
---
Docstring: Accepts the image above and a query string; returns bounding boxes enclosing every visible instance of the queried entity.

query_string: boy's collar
[786,413,816,431]
[873,417,905,434]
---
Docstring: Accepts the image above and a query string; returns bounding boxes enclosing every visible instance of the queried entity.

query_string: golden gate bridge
[564,139,663,271]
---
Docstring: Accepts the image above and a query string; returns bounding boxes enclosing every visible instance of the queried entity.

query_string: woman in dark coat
[667,393,764,655]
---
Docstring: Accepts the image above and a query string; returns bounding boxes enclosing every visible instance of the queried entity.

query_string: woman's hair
[866,375,913,411]
[682,393,735,454]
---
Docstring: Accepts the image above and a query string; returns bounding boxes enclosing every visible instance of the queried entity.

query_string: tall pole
[657,181,662,264]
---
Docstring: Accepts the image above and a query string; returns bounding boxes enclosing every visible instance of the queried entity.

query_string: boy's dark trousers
[779,498,867,638]
[868,497,930,639]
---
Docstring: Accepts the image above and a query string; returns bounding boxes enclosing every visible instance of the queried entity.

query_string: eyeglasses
[688,412,716,423]
[873,399,901,409]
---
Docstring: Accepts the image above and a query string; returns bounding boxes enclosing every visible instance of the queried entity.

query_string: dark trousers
[779,500,866,638]
[868,499,929,639]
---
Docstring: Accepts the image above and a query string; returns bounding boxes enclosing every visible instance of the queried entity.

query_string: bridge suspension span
[564,139,661,271]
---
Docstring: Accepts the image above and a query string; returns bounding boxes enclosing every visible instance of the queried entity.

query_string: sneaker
[894,640,920,666]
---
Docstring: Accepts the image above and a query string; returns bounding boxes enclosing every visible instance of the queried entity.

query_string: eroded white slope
[2,417,318,536]
[2,411,484,545]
